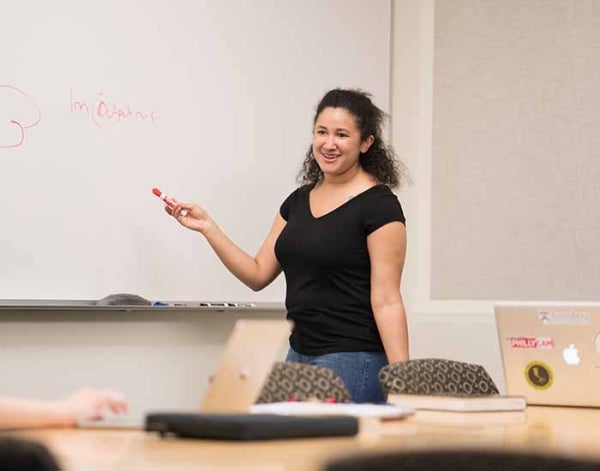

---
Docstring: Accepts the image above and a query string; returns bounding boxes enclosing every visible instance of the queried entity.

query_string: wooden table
[8,406,600,471]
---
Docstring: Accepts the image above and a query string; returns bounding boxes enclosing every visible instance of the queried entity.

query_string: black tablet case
[145,413,359,441]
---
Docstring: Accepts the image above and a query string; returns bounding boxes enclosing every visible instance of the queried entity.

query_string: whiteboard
[0,0,391,302]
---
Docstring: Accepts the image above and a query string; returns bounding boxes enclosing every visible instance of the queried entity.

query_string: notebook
[249,401,413,419]
[78,319,291,429]
[386,393,526,412]
[495,301,600,407]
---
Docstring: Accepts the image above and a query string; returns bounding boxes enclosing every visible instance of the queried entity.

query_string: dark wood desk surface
[8,406,600,471]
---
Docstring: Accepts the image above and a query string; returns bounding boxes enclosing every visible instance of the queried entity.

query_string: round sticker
[524,361,553,390]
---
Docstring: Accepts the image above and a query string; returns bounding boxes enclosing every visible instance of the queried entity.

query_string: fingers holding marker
[173,203,192,219]
[152,187,188,217]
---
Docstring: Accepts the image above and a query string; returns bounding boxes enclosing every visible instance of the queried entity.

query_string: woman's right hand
[165,201,215,235]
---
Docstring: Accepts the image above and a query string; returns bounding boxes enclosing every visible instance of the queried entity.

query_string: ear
[360,135,375,153]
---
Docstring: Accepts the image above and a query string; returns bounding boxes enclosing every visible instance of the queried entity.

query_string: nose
[323,134,336,149]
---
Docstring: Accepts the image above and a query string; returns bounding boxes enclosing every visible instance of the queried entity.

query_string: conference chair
[323,449,600,471]
[0,436,61,471]
[255,362,351,404]
[379,358,499,396]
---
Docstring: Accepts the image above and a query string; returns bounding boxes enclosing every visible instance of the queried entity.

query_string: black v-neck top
[274,184,406,355]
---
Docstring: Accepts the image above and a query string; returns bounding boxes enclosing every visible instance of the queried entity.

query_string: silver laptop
[495,301,600,407]
[200,319,290,413]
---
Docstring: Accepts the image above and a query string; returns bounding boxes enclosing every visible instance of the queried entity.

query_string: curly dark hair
[297,88,408,189]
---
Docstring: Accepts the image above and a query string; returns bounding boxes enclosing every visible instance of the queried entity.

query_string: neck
[320,165,365,188]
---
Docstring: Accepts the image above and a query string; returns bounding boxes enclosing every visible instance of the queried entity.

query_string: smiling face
[312,107,374,181]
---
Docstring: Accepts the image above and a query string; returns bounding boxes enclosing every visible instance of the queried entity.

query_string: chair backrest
[255,362,351,404]
[324,450,600,471]
[379,358,499,396]
[0,437,61,471]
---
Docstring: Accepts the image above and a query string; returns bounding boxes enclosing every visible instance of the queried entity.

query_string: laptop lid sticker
[525,361,553,390]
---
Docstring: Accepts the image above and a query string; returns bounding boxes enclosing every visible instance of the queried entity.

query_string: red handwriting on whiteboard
[70,90,157,129]
[0,85,42,148]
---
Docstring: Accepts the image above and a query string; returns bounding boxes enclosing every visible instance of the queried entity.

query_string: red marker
[152,188,188,216]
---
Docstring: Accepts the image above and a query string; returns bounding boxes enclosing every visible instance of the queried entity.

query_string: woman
[166,88,409,403]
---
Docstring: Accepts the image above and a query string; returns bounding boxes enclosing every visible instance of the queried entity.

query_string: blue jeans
[285,347,388,404]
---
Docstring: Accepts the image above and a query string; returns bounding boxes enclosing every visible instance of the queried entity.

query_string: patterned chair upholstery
[255,361,352,404]
[379,358,499,396]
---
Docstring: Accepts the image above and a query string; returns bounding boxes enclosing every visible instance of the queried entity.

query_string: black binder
[145,413,359,441]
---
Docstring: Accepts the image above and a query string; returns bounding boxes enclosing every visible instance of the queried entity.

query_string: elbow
[247,280,267,292]
[245,266,280,292]
[371,294,404,314]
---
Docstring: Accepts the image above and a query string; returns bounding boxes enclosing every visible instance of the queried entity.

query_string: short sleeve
[363,187,406,235]
[279,188,301,221]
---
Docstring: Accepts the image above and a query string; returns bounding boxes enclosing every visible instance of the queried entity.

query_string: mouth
[320,152,340,162]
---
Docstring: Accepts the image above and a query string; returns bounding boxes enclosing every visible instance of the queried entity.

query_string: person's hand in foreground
[0,387,129,429]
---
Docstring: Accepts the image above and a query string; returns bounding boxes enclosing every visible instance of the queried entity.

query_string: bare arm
[168,202,285,292]
[0,388,128,430]
[367,221,409,364]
